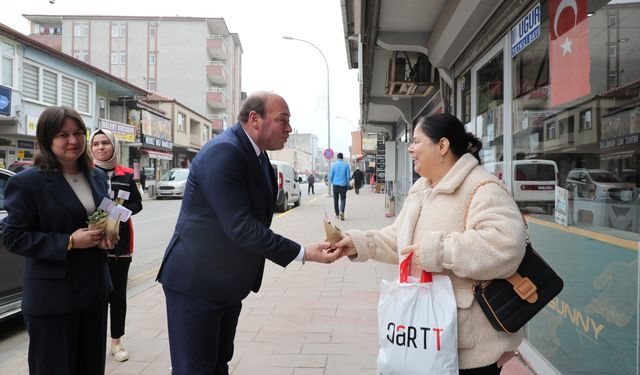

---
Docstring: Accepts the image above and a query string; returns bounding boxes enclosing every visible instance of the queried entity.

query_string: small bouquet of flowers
[87,192,132,244]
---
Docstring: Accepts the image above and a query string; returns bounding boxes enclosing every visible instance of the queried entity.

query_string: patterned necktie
[259,152,273,189]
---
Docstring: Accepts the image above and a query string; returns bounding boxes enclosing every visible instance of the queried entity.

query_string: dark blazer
[2,167,112,315]
[158,123,300,302]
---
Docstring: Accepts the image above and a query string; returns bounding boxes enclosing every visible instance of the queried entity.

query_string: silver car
[0,168,23,321]
[565,169,635,201]
[156,168,190,199]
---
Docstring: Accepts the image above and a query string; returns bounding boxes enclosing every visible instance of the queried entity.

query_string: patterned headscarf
[89,128,119,170]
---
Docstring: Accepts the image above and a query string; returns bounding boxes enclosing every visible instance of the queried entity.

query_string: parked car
[298,174,309,183]
[565,168,635,201]
[483,159,558,213]
[270,161,302,212]
[156,168,189,199]
[7,160,34,173]
[0,168,24,321]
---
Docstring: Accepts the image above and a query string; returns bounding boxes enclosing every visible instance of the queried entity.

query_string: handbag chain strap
[464,180,539,303]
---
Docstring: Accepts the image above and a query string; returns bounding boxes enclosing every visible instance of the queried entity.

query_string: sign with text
[511,3,541,57]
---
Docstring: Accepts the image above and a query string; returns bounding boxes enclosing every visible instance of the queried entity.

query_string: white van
[483,159,558,213]
[270,160,302,212]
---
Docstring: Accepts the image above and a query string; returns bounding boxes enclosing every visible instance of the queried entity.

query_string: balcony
[206,89,227,109]
[207,35,228,60]
[189,133,203,149]
[207,113,227,131]
[206,61,227,85]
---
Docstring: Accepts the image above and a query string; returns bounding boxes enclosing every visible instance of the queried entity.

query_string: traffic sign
[323,148,334,160]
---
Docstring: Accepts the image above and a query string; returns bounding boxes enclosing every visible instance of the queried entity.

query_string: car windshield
[515,164,556,181]
[160,169,189,181]
[590,171,621,183]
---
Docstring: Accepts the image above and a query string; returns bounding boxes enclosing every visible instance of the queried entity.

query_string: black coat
[352,169,365,189]
[2,167,112,315]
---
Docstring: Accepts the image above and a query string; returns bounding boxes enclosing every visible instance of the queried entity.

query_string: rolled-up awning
[143,149,173,160]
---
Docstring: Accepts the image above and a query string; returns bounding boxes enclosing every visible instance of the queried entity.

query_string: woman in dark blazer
[3,106,113,375]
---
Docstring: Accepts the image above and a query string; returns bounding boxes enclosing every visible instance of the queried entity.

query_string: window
[22,63,39,100]
[1,41,15,87]
[546,122,556,140]
[77,81,90,113]
[149,24,157,38]
[73,50,89,63]
[73,23,89,37]
[608,14,617,27]
[579,109,592,131]
[609,45,617,58]
[149,52,156,65]
[61,76,75,107]
[177,113,186,132]
[42,70,58,105]
[458,70,471,124]
[22,61,91,113]
[148,78,156,91]
[111,23,127,38]
[608,72,618,87]
[202,125,210,140]
[111,51,126,65]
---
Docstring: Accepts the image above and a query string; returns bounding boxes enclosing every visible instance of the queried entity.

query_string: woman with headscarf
[89,128,143,362]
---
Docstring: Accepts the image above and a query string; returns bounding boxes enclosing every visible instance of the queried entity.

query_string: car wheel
[293,195,301,207]
[277,194,288,212]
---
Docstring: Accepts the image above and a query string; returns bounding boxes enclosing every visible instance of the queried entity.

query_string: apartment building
[24,15,242,131]
[267,133,318,173]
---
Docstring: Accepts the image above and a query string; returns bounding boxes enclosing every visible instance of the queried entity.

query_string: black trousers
[24,295,108,375]
[459,362,501,375]
[108,257,130,339]
[308,183,314,194]
[164,287,242,375]
[332,185,348,215]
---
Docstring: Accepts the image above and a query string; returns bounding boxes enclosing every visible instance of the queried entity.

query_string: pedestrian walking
[2,106,113,375]
[157,91,342,375]
[89,128,143,362]
[307,173,315,194]
[352,168,365,194]
[336,113,527,374]
[329,152,351,220]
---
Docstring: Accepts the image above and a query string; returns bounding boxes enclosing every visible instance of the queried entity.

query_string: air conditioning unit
[386,51,437,97]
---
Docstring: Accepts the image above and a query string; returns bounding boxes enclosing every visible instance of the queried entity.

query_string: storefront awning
[143,149,173,160]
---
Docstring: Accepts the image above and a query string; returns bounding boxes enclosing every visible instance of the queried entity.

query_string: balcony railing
[206,91,227,109]
[206,61,227,85]
[206,35,228,60]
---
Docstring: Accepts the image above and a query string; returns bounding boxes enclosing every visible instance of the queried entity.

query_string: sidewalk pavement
[2,187,536,374]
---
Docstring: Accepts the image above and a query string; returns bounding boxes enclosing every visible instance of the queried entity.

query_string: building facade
[342,0,639,373]
[24,15,243,132]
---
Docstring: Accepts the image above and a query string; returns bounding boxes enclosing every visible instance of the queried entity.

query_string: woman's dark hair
[237,91,270,124]
[416,113,482,162]
[34,106,93,173]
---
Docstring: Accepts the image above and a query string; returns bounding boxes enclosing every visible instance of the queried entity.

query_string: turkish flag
[549,0,591,107]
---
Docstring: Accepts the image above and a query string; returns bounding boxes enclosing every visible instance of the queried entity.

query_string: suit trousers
[23,295,108,375]
[108,257,130,339]
[164,286,242,375]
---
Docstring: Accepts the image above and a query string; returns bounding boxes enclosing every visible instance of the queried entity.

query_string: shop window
[458,70,471,124]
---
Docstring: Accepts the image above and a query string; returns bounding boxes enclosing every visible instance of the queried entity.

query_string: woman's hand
[400,244,421,265]
[335,235,357,256]
[70,228,105,249]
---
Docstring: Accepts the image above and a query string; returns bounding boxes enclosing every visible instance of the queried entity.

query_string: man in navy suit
[157,92,342,374]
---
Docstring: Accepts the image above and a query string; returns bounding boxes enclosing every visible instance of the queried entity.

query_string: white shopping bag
[377,253,458,375]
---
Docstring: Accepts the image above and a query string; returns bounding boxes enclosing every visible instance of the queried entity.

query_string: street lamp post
[282,36,332,195]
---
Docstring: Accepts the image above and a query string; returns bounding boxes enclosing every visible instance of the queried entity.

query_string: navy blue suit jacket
[157,124,300,302]
[2,167,112,316]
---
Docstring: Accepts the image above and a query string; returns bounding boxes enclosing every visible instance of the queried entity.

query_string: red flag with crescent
[548,0,591,106]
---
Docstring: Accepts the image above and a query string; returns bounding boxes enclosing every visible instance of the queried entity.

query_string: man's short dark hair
[237,91,270,124]
[337,153,344,159]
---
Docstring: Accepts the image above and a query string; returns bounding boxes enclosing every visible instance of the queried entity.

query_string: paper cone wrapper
[323,218,342,247]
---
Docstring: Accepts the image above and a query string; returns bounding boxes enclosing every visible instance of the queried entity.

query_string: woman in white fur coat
[336,113,527,374]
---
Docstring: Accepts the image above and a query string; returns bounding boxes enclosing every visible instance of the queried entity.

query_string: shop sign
[554,186,568,227]
[0,85,11,116]
[511,3,541,57]
[142,134,172,151]
[17,140,34,149]
[98,118,136,142]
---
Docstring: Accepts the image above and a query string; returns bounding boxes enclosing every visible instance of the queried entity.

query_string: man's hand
[334,235,357,257]
[304,242,344,264]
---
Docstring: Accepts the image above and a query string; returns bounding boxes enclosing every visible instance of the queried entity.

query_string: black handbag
[465,180,564,333]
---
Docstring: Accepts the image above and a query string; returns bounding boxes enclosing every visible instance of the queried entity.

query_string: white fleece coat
[346,153,527,370]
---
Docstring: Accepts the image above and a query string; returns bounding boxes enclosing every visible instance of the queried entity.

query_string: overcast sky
[2,0,360,155]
